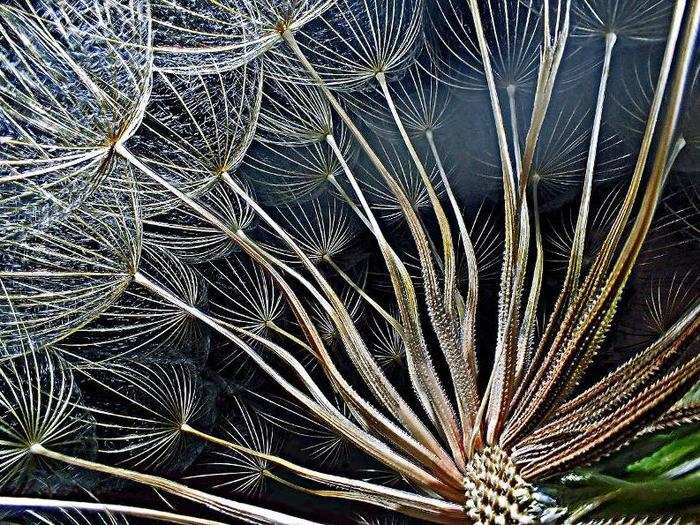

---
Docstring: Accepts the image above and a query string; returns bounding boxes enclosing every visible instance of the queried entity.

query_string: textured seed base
[464,446,536,525]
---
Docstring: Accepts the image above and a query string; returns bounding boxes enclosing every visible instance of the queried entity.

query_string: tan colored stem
[133,270,459,498]
[566,32,617,291]
[220,172,457,473]
[0,496,231,525]
[507,85,522,177]
[281,29,466,471]
[425,129,480,443]
[375,67,464,472]
[519,1,571,197]
[375,72,458,312]
[182,424,465,514]
[117,143,460,488]
[30,445,317,525]
[503,0,699,446]
[516,177,543,379]
[324,256,402,333]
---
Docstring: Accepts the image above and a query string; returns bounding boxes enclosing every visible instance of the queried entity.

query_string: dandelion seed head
[57,246,210,365]
[546,186,624,271]
[0,351,96,492]
[371,317,405,370]
[244,127,353,203]
[27,507,129,525]
[272,198,358,264]
[189,404,280,496]
[257,78,333,146]
[151,0,334,74]
[130,64,262,216]
[0,172,142,354]
[360,143,444,223]
[0,0,151,227]
[207,255,285,335]
[572,0,674,42]
[78,359,214,474]
[312,288,363,347]
[345,65,453,140]
[280,0,424,91]
[144,183,255,264]
[259,394,356,467]
[427,0,542,92]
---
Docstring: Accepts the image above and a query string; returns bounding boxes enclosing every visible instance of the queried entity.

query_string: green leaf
[626,430,700,478]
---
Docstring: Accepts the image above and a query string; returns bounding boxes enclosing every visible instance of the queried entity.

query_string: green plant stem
[567,475,700,522]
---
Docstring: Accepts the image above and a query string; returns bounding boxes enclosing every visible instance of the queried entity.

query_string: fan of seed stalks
[0,0,699,524]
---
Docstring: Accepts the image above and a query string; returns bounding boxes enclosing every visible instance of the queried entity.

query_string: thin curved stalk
[516,177,543,379]
[325,133,439,305]
[115,143,459,483]
[483,0,565,442]
[507,85,523,177]
[280,31,442,304]
[507,0,687,426]
[600,0,699,315]
[230,323,463,497]
[181,424,465,522]
[425,129,480,442]
[519,1,571,196]
[0,496,230,525]
[30,445,317,525]
[263,472,463,525]
[132,270,461,498]
[121,146,422,453]
[282,29,465,468]
[323,256,403,333]
[327,181,372,229]
[485,194,530,444]
[267,320,315,354]
[520,302,700,447]
[282,30,445,312]
[566,31,617,292]
[464,0,524,448]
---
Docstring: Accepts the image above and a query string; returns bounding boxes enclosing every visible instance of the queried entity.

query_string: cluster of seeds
[464,446,536,525]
